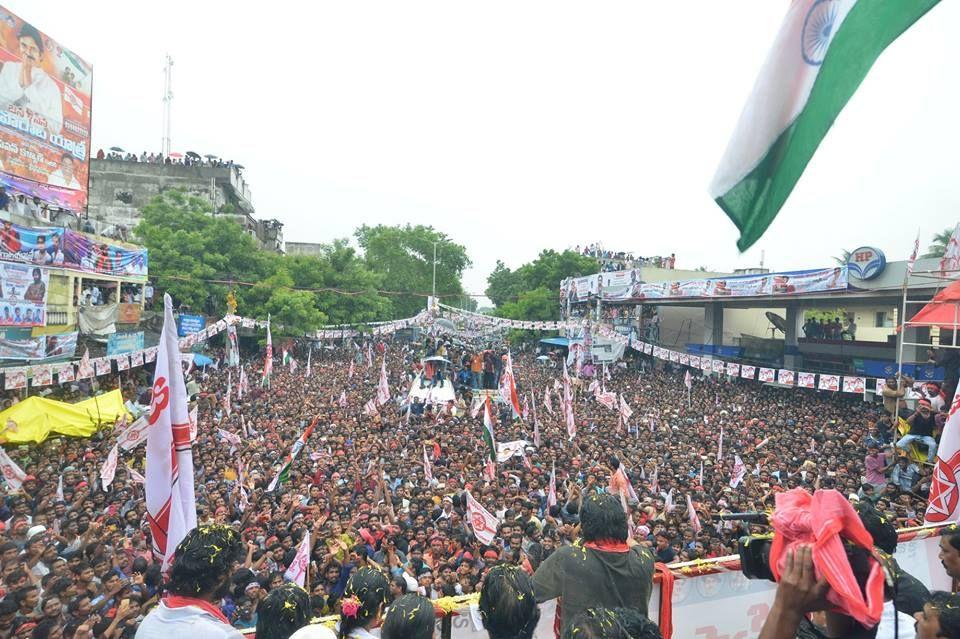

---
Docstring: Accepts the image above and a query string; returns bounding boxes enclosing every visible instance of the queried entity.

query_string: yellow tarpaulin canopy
[0,390,130,444]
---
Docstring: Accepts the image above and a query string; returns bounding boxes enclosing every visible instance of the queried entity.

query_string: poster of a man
[23,267,45,303]
[0,22,63,135]
[46,152,82,190]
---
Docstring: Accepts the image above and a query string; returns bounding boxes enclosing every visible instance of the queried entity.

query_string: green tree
[355,224,471,318]
[136,190,391,334]
[485,249,596,312]
[136,190,271,315]
[923,227,956,259]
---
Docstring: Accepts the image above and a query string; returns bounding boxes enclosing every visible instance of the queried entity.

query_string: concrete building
[87,159,284,252]
[565,253,950,377]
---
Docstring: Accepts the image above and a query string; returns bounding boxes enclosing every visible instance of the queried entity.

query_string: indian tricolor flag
[711,0,941,251]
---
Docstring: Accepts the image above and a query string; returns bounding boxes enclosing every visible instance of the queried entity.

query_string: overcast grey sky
[13,1,959,303]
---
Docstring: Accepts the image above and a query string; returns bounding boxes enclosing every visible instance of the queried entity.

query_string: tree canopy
[923,226,956,259]
[485,249,597,315]
[136,190,398,334]
[355,224,473,318]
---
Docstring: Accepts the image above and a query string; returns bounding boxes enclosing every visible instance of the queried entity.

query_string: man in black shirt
[533,493,655,634]
[897,399,938,462]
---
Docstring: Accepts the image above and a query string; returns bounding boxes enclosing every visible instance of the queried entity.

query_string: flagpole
[894,231,919,425]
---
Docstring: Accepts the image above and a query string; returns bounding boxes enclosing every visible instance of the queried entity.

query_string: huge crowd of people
[573,245,676,271]
[0,330,953,639]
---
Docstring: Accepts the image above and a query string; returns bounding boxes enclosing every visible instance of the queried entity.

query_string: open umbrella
[109,146,125,152]
[204,154,218,159]
[234,164,245,170]
[185,151,201,159]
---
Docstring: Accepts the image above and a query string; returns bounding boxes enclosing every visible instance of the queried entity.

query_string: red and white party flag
[465,491,498,545]
[339,391,347,408]
[78,347,94,379]
[100,443,119,490]
[146,294,197,573]
[498,352,522,419]
[423,446,434,483]
[684,370,692,390]
[926,384,960,523]
[521,394,530,421]
[348,360,355,379]
[731,455,747,488]
[129,467,145,485]
[305,348,312,377]
[687,494,702,533]
[218,428,242,453]
[376,359,390,406]
[543,387,554,415]
[0,447,26,490]
[618,395,633,424]
[366,342,373,368]
[547,462,557,507]
[283,532,311,587]
[238,367,248,399]
[718,426,724,462]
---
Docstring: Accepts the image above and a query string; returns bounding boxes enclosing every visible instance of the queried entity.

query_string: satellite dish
[766,311,787,338]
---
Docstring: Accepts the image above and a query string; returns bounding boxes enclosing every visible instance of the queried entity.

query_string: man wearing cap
[897,399,938,462]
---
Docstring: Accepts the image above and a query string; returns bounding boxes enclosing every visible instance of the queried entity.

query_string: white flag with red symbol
[100,443,119,490]
[731,455,747,488]
[224,371,232,416]
[423,446,433,483]
[684,370,692,390]
[466,491,498,545]
[129,467,145,485]
[145,294,197,572]
[543,387,554,415]
[547,462,557,508]
[339,391,347,408]
[0,447,26,490]
[498,352,522,419]
[238,367,248,399]
[926,384,960,523]
[562,360,576,440]
[283,532,311,587]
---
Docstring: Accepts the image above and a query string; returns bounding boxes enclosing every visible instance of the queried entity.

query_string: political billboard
[0,261,47,326]
[0,6,92,211]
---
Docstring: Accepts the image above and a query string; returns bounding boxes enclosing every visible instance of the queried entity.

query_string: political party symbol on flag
[100,443,119,490]
[684,370,692,390]
[710,0,942,251]
[596,390,617,411]
[0,446,26,490]
[146,294,197,573]
[731,455,747,488]
[543,387,554,415]
[267,416,319,492]
[218,428,242,453]
[940,224,960,276]
[465,491,498,545]
[284,532,311,587]
[547,462,557,508]
[363,398,378,417]
[262,316,273,387]
[926,384,960,523]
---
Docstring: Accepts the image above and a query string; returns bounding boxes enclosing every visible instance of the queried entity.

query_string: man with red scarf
[532,492,655,634]
[135,525,244,638]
